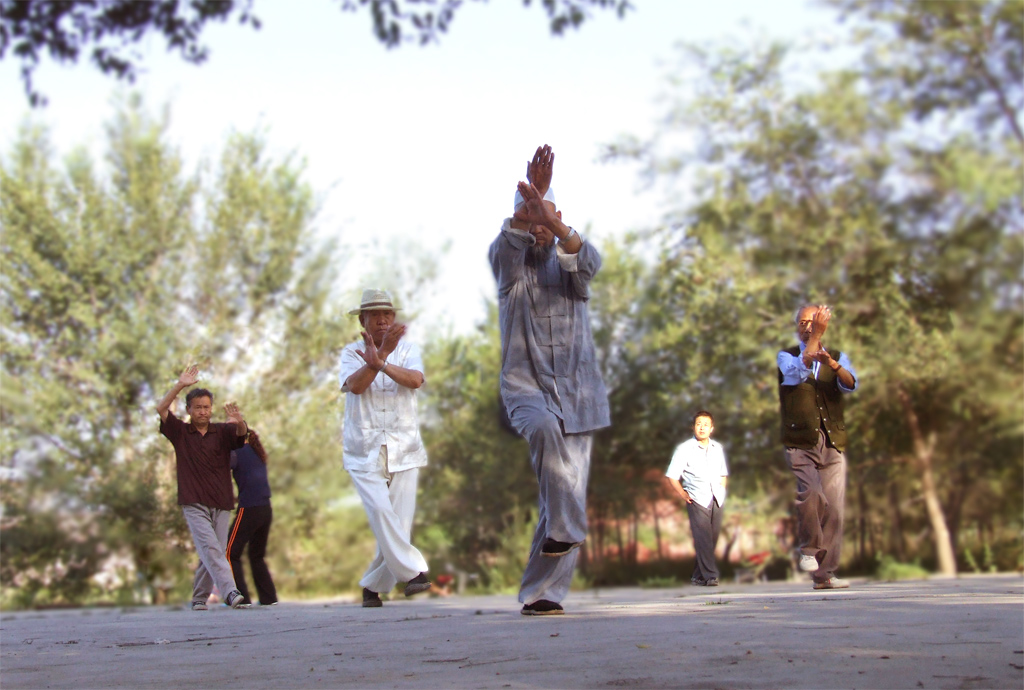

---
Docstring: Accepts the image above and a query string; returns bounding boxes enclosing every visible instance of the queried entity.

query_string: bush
[875,555,929,581]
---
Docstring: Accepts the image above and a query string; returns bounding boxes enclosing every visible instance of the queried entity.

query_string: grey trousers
[510,404,592,605]
[182,504,238,603]
[687,498,723,582]
[784,430,847,581]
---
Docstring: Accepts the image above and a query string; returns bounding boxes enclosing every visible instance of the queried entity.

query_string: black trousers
[227,504,278,605]
[687,498,723,582]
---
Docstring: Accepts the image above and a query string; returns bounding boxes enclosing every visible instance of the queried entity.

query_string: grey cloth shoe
[191,601,208,611]
[812,577,850,590]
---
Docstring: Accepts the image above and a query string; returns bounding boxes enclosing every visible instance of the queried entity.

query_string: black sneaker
[403,573,432,597]
[691,577,706,586]
[541,538,584,558]
[362,588,383,608]
[521,599,564,616]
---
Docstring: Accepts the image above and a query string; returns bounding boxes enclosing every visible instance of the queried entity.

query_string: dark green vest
[778,345,849,452]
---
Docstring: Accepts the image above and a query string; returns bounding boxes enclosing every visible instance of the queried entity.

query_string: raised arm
[224,401,248,437]
[526,144,554,199]
[808,348,858,390]
[801,305,830,365]
[157,365,199,422]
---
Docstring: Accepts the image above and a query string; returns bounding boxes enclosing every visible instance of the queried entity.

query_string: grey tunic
[489,219,611,433]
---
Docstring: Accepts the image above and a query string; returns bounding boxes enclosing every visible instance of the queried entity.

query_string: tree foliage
[601,0,1022,575]
[0,95,369,606]
[0,0,632,107]
[2,0,1022,608]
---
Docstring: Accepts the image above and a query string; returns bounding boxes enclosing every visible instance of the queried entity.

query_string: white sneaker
[226,591,250,609]
[813,577,850,590]
[799,554,819,572]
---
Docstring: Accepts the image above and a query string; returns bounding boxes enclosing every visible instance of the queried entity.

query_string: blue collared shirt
[777,341,858,391]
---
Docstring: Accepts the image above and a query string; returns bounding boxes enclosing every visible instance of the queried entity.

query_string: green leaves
[601,0,1022,573]
[0,94,359,606]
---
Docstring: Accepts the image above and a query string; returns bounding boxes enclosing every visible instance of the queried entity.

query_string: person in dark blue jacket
[226,429,279,606]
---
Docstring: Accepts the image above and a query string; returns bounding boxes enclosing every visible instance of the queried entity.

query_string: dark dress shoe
[404,573,432,597]
[362,588,382,608]
[521,599,564,616]
[541,538,584,558]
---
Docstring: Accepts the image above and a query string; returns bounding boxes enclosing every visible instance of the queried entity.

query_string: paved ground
[2,574,1022,689]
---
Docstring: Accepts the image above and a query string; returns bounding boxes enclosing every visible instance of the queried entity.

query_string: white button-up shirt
[338,338,428,473]
[665,438,729,509]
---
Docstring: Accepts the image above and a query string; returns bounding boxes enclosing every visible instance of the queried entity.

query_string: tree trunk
[653,502,664,560]
[888,480,906,561]
[626,509,634,565]
[858,479,867,563]
[896,387,957,575]
[721,522,739,565]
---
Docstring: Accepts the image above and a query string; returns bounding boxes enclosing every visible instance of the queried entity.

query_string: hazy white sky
[1,0,840,334]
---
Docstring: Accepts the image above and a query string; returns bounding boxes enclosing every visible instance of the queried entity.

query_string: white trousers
[348,446,428,593]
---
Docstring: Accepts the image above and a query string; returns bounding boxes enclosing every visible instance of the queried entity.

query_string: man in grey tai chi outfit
[489,144,611,616]
[777,304,859,590]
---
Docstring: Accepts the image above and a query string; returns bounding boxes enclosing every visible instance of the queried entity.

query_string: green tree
[417,304,538,590]
[603,0,1022,575]
[1,0,633,107]
[0,95,364,606]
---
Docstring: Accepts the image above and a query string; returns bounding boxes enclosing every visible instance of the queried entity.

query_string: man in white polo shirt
[665,410,729,586]
[339,289,431,607]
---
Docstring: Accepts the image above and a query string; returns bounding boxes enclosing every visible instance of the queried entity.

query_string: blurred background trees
[1,0,633,106]
[1,0,1020,607]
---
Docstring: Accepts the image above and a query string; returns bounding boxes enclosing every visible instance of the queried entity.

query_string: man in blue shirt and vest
[777,304,859,590]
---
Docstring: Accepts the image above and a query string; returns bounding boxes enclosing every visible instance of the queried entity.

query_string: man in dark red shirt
[157,365,249,610]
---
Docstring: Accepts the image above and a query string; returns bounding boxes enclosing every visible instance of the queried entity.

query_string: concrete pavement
[2,574,1022,689]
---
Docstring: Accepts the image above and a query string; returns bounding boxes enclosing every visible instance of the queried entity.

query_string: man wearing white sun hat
[339,289,431,607]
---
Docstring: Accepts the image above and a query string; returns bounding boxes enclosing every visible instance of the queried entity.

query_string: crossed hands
[356,323,406,371]
[513,181,559,230]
